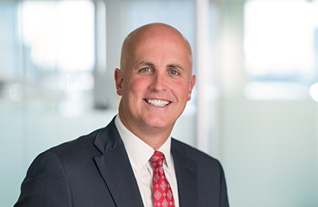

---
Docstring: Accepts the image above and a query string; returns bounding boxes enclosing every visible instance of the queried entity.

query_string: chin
[144,117,172,129]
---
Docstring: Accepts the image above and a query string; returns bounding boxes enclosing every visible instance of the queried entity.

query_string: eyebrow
[135,61,185,71]
[134,61,155,70]
[167,64,185,71]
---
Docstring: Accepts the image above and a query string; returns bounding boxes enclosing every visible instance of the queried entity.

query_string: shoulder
[47,128,101,158]
[45,117,120,159]
[26,128,102,176]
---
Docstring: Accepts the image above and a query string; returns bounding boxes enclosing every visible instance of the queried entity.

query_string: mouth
[145,99,170,107]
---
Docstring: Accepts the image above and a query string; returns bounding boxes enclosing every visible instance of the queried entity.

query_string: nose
[149,72,166,91]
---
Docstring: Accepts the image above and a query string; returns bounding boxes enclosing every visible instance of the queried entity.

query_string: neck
[118,114,172,150]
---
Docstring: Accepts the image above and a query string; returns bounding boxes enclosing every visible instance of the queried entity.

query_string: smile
[145,99,170,107]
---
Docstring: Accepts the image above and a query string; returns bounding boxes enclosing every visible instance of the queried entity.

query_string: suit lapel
[93,118,144,207]
[172,139,198,207]
[92,118,199,207]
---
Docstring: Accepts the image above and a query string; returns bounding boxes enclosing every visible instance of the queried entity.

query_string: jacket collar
[172,139,198,207]
[93,117,144,207]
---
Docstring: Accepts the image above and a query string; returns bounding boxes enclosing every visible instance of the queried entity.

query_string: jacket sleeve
[14,151,72,207]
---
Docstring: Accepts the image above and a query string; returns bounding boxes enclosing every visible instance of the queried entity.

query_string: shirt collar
[115,115,173,172]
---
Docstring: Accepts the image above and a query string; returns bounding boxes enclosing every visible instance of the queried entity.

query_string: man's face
[115,28,195,134]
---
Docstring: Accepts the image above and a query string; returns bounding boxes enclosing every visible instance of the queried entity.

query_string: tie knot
[149,151,165,167]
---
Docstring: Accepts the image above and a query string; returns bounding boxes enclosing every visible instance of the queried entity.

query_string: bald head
[120,23,193,73]
[114,23,196,148]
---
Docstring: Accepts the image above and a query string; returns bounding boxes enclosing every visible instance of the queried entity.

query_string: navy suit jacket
[15,117,229,207]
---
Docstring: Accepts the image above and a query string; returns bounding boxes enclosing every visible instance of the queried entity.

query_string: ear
[187,75,196,101]
[114,68,124,96]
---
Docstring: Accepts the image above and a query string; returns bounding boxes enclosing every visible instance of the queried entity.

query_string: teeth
[146,99,169,107]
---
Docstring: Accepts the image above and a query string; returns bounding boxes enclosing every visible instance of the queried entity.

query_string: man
[15,23,229,207]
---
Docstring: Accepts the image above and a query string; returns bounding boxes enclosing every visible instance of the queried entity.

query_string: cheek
[130,78,147,91]
[175,82,193,99]
[123,78,147,98]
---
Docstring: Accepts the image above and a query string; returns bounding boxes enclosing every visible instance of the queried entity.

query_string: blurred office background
[0,0,317,206]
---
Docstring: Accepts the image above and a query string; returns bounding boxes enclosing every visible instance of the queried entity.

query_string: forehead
[132,27,190,52]
[120,24,193,72]
[129,32,192,66]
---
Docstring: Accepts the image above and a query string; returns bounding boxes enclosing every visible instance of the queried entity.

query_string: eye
[140,67,150,73]
[169,69,179,76]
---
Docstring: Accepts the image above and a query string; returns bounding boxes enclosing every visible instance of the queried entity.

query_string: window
[0,0,98,115]
[20,1,95,73]
[244,0,318,100]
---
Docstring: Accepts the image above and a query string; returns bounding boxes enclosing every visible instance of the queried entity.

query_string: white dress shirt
[115,115,179,207]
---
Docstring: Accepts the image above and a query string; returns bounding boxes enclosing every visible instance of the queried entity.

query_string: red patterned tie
[149,151,175,207]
